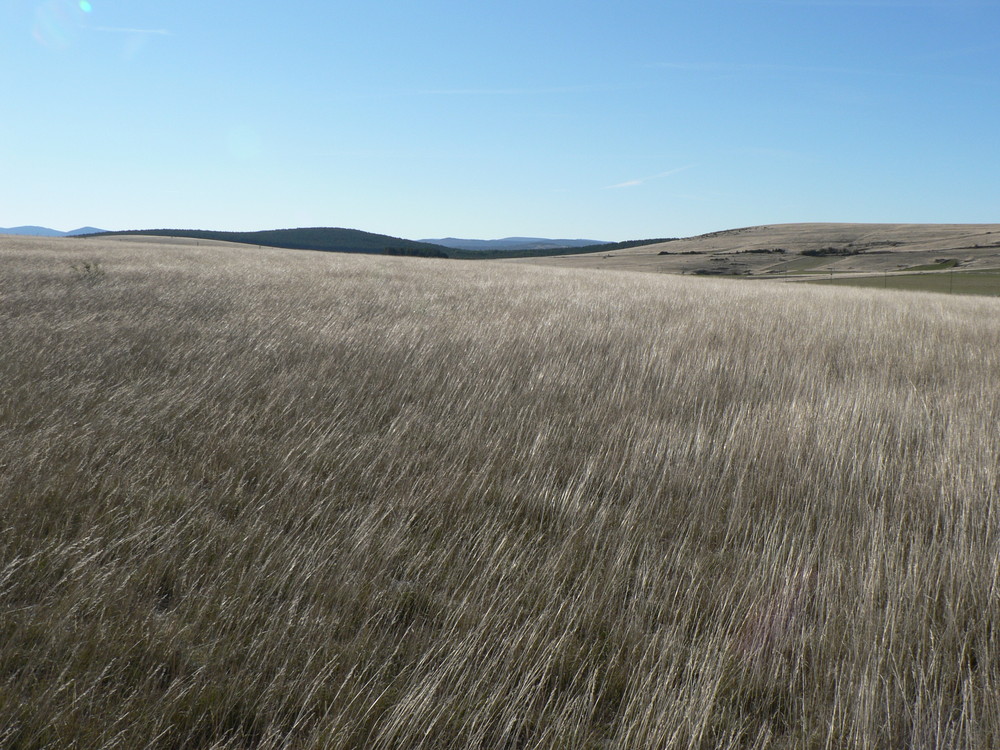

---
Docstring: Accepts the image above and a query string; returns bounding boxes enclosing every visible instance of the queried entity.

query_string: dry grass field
[3,235,1000,748]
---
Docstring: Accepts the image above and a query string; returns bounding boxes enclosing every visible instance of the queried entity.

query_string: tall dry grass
[2,236,1000,748]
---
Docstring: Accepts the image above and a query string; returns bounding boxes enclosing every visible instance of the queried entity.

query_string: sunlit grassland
[3,237,1000,748]
[806,269,1000,296]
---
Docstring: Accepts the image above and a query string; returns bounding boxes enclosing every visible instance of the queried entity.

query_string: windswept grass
[3,237,1000,748]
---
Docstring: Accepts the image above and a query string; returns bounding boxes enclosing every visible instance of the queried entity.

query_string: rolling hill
[513,222,1000,278]
[89,227,452,258]
[88,227,672,260]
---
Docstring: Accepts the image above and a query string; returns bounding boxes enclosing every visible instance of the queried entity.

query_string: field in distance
[512,222,1000,291]
[3,234,1000,747]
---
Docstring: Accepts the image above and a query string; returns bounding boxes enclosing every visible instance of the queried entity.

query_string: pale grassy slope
[3,236,1000,748]
[511,222,1000,277]
[93,233,252,248]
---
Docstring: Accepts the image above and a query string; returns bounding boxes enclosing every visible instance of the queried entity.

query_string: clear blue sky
[3,0,998,240]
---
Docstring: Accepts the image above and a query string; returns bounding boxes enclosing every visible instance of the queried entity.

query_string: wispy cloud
[605,165,694,190]
[91,26,171,36]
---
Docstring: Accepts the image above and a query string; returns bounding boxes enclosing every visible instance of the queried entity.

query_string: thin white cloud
[608,179,644,189]
[91,26,170,36]
[605,166,694,190]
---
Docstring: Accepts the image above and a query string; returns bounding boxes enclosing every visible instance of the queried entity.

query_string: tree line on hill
[443,237,678,260]
[89,228,449,258]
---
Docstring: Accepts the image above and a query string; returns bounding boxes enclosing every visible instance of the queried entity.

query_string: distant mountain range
[0,227,604,251]
[0,226,106,237]
[4,225,671,259]
[83,228,672,259]
[422,237,607,252]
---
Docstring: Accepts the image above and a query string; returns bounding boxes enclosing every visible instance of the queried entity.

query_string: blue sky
[2,0,998,240]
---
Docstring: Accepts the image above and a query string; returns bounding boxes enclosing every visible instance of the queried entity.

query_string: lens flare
[34,1,75,49]
[34,0,92,48]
